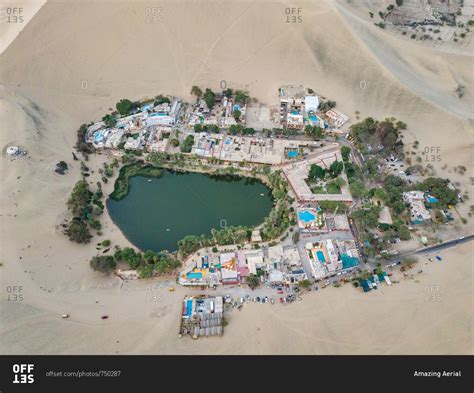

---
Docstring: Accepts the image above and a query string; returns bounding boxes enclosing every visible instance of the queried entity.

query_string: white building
[304,95,319,113]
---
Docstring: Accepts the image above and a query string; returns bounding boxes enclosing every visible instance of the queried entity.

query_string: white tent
[305,95,319,113]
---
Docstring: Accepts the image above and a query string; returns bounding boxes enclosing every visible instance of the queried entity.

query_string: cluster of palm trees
[178,226,251,258]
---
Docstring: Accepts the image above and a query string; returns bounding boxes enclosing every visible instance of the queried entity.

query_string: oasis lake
[106,171,274,252]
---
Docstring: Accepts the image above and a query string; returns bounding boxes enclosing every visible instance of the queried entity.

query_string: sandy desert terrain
[0,0,472,354]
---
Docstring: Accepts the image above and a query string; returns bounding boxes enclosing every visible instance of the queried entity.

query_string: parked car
[436,255,442,261]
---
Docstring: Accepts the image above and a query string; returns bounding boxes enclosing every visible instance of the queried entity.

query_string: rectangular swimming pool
[186,299,193,317]
[187,272,202,279]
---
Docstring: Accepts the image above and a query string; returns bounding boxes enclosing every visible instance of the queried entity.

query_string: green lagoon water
[106,171,273,252]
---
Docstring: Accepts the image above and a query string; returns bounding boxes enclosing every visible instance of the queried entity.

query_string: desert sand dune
[0,0,472,354]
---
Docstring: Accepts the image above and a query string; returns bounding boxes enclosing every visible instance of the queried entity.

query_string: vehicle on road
[61,314,69,319]
[436,256,442,261]
[101,315,108,320]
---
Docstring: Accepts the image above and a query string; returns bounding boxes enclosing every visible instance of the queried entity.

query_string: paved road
[377,234,474,267]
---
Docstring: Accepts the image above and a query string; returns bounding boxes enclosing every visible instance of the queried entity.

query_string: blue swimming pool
[187,272,202,279]
[298,210,315,223]
[309,115,317,122]
[94,132,105,142]
[287,150,299,158]
[186,299,193,317]
[316,250,326,263]
[341,254,359,269]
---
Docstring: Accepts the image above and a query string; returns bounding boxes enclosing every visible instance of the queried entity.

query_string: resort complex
[57,81,468,343]
[72,83,466,297]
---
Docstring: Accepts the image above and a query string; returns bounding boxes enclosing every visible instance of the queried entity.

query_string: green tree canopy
[67,180,92,217]
[102,114,117,128]
[203,88,216,109]
[116,99,136,116]
[329,160,344,178]
[181,135,195,153]
[234,90,249,104]
[191,85,203,97]
[66,218,92,243]
[90,255,116,273]
[233,109,241,120]
[309,164,326,180]
[298,279,311,289]
[304,125,324,139]
[246,274,260,289]
[341,146,351,161]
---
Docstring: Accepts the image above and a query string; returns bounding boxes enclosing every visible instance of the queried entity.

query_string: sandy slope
[0,0,46,54]
[1,242,471,355]
[0,0,472,354]
[333,0,474,120]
